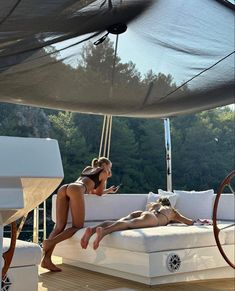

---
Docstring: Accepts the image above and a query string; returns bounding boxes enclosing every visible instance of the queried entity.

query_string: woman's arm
[146,202,161,211]
[90,169,116,196]
[90,182,117,196]
[173,209,194,225]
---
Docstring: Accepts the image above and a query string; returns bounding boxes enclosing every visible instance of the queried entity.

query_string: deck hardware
[94,23,127,45]
[166,253,181,272]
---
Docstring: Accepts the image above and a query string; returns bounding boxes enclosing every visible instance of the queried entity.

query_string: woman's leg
[93,212,158,250]
[41,184,69,271]
[81,220,115,249]
[118,210,143,221]
[41,184,85,271]
[81,211,143,249]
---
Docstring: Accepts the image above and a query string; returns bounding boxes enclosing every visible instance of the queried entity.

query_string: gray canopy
[0,0,234,117]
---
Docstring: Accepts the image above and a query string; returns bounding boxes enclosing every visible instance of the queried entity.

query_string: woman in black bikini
[41,157,117,271]
[81,197,194,250]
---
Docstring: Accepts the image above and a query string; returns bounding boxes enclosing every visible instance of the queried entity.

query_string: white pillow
[173,189,214,220]
[214,194,235,221]
[146,191,178,209]
[158,189,178,207]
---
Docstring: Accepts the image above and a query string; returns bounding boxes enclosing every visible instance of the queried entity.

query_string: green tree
[0,103,50,137]
[136,119,166,192]
[109,117,141,193]
[171,108,235,191]
[49,111,89,183]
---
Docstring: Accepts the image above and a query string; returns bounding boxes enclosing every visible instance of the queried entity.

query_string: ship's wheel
[213,170,235,269]
[1,222,17,290]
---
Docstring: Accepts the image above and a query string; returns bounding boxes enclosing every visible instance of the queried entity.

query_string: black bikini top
[80,166,103,189]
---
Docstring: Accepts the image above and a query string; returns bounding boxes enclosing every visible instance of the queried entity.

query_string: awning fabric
[0,0,234,117]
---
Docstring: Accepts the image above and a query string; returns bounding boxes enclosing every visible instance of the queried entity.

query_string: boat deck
[38,257,234,291]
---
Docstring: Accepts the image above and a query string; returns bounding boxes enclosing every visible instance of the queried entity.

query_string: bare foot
[81,227,93,249]
[42,239,54,253]
[93,227,104,250]
[41,256,62,272]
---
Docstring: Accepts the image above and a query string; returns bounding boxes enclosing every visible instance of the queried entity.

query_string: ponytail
[91,158,99,167]
[91,157,111,167]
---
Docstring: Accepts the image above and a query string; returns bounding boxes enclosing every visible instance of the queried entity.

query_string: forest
[0,102,234,194]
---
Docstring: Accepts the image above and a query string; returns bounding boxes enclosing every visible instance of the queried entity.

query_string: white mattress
[3,238,42,267]
[73,221,234,253]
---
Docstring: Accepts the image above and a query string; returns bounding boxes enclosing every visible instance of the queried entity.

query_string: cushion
[146,191,178,209]
[215,194,235,221]
[2,238,42,267]
[73,222,228,253]
[173,189,214,220]
[52,194,147,223]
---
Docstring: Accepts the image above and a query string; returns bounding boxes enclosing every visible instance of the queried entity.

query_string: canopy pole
[164,118,172,192]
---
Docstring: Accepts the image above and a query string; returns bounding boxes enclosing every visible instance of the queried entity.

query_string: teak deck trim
[38,256,234,291]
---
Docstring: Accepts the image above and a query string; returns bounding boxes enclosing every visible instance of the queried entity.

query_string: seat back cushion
[52,194,147,223]
[173,189,214,220]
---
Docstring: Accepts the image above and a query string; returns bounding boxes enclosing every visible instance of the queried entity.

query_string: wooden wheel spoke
[214,225,220,234]
[228,184,235,194]
[219,223,235,231]
[2,222,17,280]
[213,170,235,269]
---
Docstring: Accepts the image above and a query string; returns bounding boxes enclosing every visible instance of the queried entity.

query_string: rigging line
[158,51,235,102]
[100,0,113,9]
[0,0,22,26]
[109,33,119,99]
[0,30,102,59]
[111,34,119,88]
[215,0,235,10]
[0,31,101,71]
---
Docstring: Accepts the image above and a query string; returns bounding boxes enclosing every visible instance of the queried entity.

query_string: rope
[0,0,22,26]
[107,115,113,159]
[99,115,113,158]
[99,115,107,158]
[158,51,235,102]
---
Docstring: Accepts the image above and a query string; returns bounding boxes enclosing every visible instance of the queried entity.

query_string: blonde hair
[91,157,111,168]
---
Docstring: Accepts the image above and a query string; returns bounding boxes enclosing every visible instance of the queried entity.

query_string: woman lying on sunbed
[81,197,209,250]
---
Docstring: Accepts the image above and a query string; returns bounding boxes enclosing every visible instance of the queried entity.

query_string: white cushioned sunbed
[2,238,42,291]
[52,192,234,285]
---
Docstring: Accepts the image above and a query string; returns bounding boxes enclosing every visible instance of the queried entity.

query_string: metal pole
[164,118,172,191]
[43,200,47,240]
[33,206,39,243]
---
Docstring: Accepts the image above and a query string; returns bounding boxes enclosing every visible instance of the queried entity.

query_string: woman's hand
[108,185,119,193]
[106,185,119,194]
